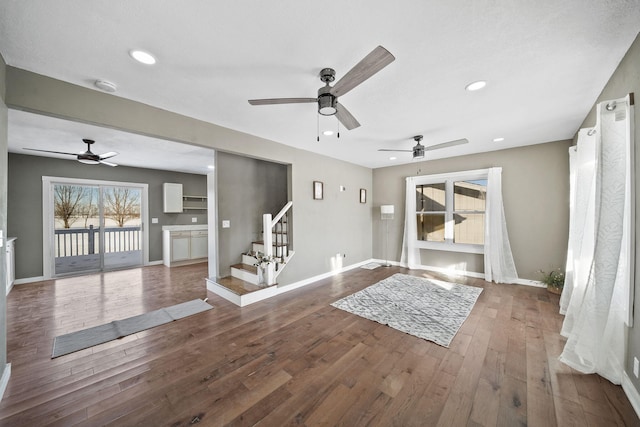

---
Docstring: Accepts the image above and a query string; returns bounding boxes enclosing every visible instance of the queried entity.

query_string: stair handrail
[262,201,292,286]
[271,201,293,227]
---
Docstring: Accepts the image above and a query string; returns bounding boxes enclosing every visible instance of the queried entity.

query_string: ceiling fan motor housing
[317,86,337,116]
[318,68,337,115]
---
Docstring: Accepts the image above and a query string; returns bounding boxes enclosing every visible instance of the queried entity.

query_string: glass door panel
[53,184,101,275]
[102,186,143,270]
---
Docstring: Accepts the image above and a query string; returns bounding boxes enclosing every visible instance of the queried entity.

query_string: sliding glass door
[49,179,146,276]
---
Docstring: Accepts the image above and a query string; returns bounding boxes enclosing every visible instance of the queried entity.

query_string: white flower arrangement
[253,251,275,268]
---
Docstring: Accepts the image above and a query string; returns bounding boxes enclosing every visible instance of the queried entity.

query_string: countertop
[162,225,208,232]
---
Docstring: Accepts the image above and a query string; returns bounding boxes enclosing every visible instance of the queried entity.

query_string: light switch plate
[152,218,159,224]
[192,217,197,223]
[222,220,230,228]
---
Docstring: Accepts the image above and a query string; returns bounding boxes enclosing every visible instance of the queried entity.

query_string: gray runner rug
[52,299,213,358]
[331,273,482,347]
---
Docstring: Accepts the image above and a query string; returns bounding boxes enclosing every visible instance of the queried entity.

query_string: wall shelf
[183,195,207,211]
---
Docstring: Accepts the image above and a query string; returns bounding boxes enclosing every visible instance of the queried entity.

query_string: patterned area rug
[331,273,482,347]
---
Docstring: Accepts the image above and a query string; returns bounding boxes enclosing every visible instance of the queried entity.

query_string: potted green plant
[538,268,565,295]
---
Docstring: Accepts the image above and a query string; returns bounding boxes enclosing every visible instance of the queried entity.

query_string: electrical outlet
[634,357,639,378]
[192,217,197,223]
[151,218,159,224]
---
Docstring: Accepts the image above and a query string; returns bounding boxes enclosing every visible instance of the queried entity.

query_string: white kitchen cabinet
[170,231,191,262]
[190,230,208,259]
[163,183,183,213]
[162,226,208,267]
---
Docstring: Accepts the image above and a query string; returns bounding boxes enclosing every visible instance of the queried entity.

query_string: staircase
[220,202,294,293]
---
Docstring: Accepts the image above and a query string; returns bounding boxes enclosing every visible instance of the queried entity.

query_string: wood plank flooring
[1,264,638,426]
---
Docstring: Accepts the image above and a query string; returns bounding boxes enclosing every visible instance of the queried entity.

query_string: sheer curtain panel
[559,94,634,384]
[483,167,518,283]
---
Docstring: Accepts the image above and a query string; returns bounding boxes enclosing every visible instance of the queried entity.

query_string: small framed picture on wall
[360,188,367,204]
[313,181,323,200]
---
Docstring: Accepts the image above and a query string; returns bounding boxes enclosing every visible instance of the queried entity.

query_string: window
[412,169,488,253]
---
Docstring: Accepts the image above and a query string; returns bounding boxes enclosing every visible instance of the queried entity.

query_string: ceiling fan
[248,45,395,131]
[378,135,468,160]
[24,138,119,166]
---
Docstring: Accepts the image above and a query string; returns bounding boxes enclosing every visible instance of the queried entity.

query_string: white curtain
[400,176,420,268]
[560,132,597,315]
[400,168,518,283]
[559,95,634,384]
[484,167,518,283]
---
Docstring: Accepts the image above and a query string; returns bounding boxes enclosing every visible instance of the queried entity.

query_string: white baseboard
[369,259,545,288]
[0,363,11,403]
[207,257,548,307]
[207,258,374,307]
[13,276,46,285]
[146,260,164,266]
[622,371,640,420]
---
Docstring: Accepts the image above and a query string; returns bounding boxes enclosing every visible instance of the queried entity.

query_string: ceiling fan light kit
[248,46,395,131]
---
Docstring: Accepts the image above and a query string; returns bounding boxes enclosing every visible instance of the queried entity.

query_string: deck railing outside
[55,225,141,257]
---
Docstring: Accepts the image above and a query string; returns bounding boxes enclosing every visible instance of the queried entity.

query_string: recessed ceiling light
[207,165,215,170]
[465,80,487,91]
[493,137,505,142]
[129,49,156,65]
[323,130,334,136]
[389,156,397,160]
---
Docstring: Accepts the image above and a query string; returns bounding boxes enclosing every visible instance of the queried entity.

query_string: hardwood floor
[1,263,638,426]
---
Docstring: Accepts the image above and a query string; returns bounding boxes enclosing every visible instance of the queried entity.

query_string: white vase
[257,266,267,287]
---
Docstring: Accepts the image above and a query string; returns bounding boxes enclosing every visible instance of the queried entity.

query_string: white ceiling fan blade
[98,160,118,167]
[425,138,468,151]
[378,149,413,152]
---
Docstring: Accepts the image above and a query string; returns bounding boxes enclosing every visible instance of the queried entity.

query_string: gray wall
[579,32,640,394]
[217,151,288,277]
[0,52,8,392]
[4,67,374,287]
[373,140,571,281]
[8,153,207,278]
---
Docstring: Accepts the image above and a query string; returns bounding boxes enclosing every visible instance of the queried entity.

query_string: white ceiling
[8,109,217,174]
[1,1,640,170]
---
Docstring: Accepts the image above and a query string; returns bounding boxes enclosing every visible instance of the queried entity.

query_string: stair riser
[231,267,258,284]
[242,254,256,265]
